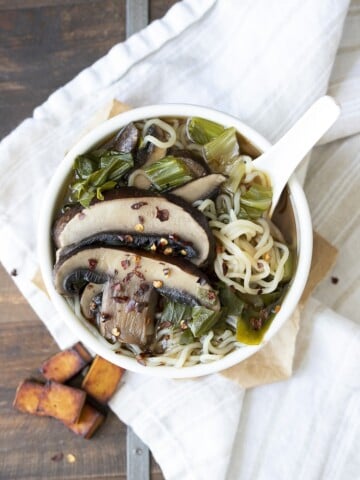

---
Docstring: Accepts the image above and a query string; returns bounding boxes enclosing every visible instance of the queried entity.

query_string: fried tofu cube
[37,382,86,424]
[81,356,124,404]
[40,342,92,383]
[65,403,105,439]
[13,379,46,415]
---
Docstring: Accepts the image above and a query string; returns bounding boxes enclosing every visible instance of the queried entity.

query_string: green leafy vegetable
[282,249,294,282]
[239,184,272,219]
[218,283,245,316]
[142,156,194,191]
[189,306,221,337]
[161,300,192,326]
[226,159,246,193]
[74,156,97,179]
[187,117,225,145]
[203,127,239,171]
[160,300,221,338]
[179,329,196,345]
[234,287,287,345]
[70,151,133,208]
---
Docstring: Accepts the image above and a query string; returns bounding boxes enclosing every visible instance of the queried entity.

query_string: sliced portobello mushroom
[59,231,198,260]
[54,246,220,310]
[53,187,215,266]
[172,174,226,203]
[101,122,139,153]
[54,246,220,346]
[99,278,158,346]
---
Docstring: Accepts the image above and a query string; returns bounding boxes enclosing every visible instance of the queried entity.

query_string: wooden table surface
[0,1,177,478]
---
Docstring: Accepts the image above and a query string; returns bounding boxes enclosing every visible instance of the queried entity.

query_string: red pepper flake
[138,215,145,225]
[136,283,150,296]
[121,259,131,270]
[10,268,18,276]
[51,452,64,462]
[112,282,124,292]
[250,317,262,330]
[208,291,216,301]
[131,201,148,210]
[135,255,141,265]
[88,259,98,270]
[124,271,135,282]
[134,269,145,280]
[331,276,339,284]
[113,296,129,303]
[156,207,169,222]
[101,312,111,321]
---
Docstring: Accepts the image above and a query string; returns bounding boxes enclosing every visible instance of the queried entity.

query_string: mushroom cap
[53,187,215,267]
[54,246,220,312]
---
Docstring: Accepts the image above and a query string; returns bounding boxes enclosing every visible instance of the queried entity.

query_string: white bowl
[38,104,313,378]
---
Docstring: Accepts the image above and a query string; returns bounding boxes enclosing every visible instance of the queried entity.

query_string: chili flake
[88,258,97,270]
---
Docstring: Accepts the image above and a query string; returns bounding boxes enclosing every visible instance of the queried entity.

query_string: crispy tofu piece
[81,356,124,404]
[64,403,105,439]
[37,382,86,424]
[40,343,92,383]
[13,379,46,415]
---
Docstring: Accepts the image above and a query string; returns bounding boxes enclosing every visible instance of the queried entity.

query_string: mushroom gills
[58,231,197,260]
[80,283,103,321]
[63,268,108,294]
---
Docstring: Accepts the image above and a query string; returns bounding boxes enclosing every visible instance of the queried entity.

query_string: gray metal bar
[127,426,151,480]
[126,0,149,37]
[125,1,151,479]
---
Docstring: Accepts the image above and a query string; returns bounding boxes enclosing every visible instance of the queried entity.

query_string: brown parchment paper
[33,99,338,389]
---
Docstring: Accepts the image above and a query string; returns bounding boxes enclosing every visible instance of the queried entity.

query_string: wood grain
[0,1,177,478]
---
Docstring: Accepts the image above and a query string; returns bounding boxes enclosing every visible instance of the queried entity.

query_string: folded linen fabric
[1,1,359,479]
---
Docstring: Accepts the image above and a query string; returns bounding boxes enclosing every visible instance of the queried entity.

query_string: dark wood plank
[0,262,165,479]
[0,1,179,478]
[0,0,126,140]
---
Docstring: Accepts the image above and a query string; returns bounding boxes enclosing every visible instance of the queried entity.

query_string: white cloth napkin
[1,1,360,479]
